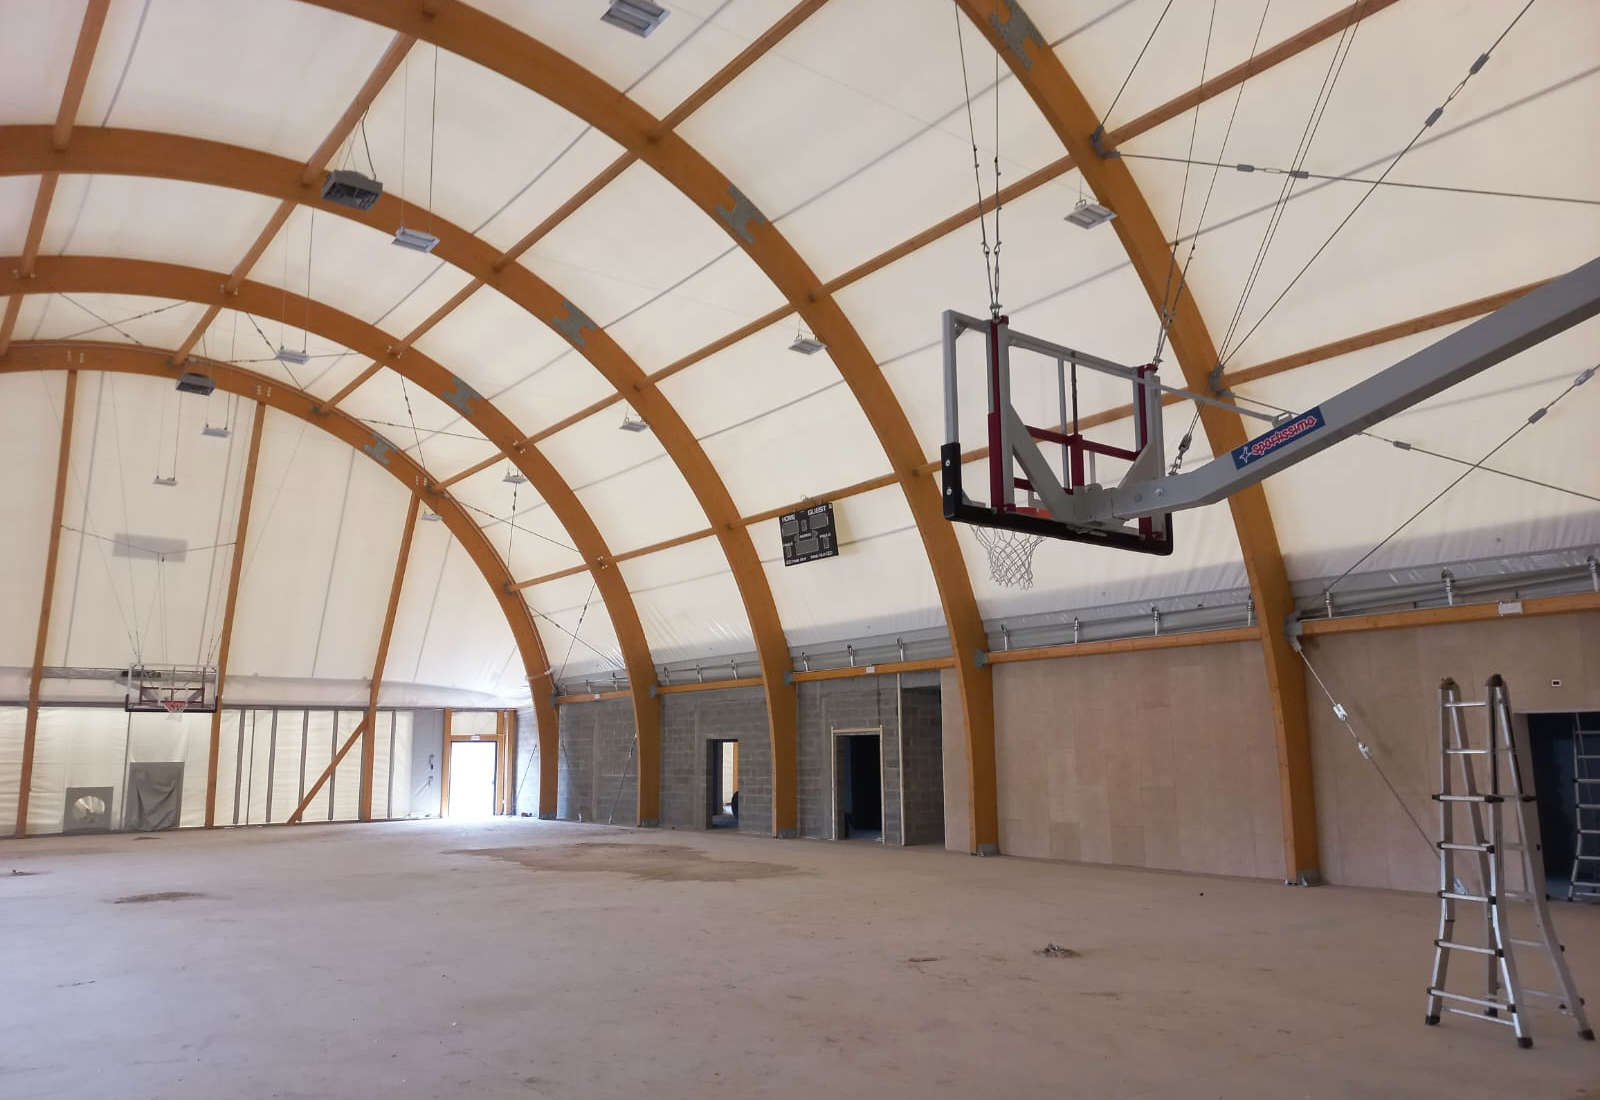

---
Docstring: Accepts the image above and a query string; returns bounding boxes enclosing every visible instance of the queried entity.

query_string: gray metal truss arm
[1075,255,1600,524]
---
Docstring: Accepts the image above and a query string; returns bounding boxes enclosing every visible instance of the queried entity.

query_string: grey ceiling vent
[175,371,215,396]
[602,0,669,37]
[393,226,439,253]
[322,169,383,211]
[1065,199,1116,229]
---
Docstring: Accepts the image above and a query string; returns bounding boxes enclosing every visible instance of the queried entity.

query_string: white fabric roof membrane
[1,0,1596,705]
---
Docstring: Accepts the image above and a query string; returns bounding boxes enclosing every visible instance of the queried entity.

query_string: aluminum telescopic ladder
[1425,676,1593,1048]
[1573,718,1600,902]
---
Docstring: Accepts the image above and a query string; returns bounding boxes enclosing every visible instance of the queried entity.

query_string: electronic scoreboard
[779,502,837,566]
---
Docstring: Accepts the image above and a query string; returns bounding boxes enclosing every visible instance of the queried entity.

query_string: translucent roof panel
[467,0,793,116]
[0,372,71,667]
[526,161,783,364]
[537,399,697,549]
[1238,315,1600,580]
[1042,0,1351,137]
[450,467,584,587]
[39,175,281,275]
[414,283,600,411]
[262,206,477,342]
[78,0,397,161]
[407,523,524,697]
[600,246,783,373]
[229,412,374,681]
[472,127,627,255]
[757,486,943,647]
[619,538,756,665]
[42,372,258,671]
[0,175,43,253]
[697,379,890,517]
[353,42,592,238]
[569,448,713,553]
[0,2,81,124]
[519,571,626,685]
[20,293,211,352]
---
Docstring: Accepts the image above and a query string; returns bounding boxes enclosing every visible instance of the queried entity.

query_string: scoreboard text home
[780,503,837,566]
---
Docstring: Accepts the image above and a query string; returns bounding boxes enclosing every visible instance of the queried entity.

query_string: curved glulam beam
[0,339,553,717]
[0,127,796,835]
[0,255,665,824]
[291,0,1001,852]
[956,0,1318,881]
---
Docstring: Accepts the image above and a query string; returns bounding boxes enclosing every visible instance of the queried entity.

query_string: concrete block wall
[660,687,772,835]
[899,684,946,845]
[797,676,903,843]
[555,698,639,826]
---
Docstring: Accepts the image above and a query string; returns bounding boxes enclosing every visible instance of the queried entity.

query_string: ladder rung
[1520,989,1568,1001]
[1439,841,1494,852]
[1429,988,1511,1011]
[1440,890,1493,904]
[1444,701,1488,709]
[1435,794,1503,803]
[1502,891,1537,901]
[1444,1006,1515,1026]
[1446,748,1491,755]
[1435,939,1499,956]
[1508,938,1547,948]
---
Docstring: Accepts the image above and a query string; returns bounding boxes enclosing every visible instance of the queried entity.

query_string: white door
[448,741,497,818]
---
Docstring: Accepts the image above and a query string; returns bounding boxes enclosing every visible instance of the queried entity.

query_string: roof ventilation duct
[602,0,669,37]
[175,371,215,396]
[321,169,383,211]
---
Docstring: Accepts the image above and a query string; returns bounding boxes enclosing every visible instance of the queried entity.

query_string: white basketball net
[973,527,1045,590]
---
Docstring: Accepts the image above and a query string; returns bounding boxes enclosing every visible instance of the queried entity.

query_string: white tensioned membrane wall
[0,1,1596,752]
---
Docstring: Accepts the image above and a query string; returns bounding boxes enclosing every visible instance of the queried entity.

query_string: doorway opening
[832,729,883,842]
[1527,711,1600,901]
[707,739,740,828]
[447,740,498,819]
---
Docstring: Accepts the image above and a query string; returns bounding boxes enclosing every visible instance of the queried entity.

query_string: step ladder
[1425,675,1593,1048]
[1573,719,1600,902]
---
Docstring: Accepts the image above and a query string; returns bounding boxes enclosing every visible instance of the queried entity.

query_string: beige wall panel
[940,667,970,853]
[992,642,1283,879]
[1305,610,1600,892]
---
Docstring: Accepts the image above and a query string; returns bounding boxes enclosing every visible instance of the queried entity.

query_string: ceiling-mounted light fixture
[602,0,669,37]
[789,332,825,355]
[503,469,528,485]
[393,226,439,253]
[175,370,215,396]
[152,476,178,487]
[276,346,309,366]
[322,169,383,211]
[619,407,650,433]
[1065,198,1116,229]
[420,507,443,522]
[201,425,231,439]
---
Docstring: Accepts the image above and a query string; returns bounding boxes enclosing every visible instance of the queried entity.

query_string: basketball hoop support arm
[1065,255,1600,525]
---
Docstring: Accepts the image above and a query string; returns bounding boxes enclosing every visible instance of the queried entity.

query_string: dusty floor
[2,820,1597,1099]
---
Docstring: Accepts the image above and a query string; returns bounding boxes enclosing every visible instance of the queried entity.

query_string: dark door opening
[834,731,882,842]
[707,739,739,829]
[1527,711,1600,900]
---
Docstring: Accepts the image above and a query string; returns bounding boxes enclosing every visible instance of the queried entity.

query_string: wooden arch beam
[288,0,1001,853]
[955,0,1319,882]
[0,340,555,779]
[0,254,658,824]
[0,129,796,836]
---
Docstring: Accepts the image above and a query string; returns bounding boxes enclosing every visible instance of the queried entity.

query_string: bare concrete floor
[2,820,1597,1099]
